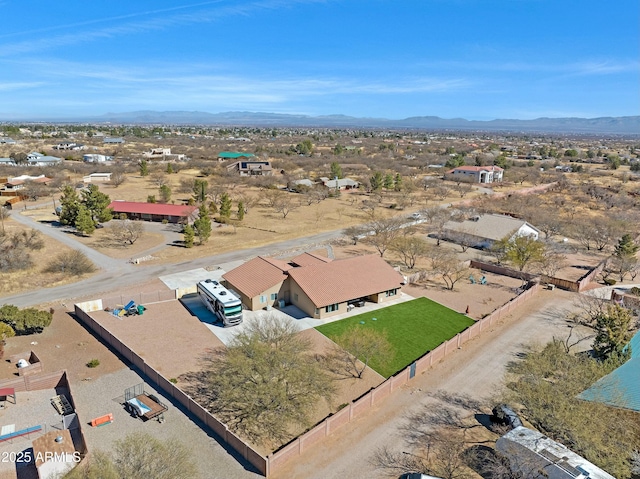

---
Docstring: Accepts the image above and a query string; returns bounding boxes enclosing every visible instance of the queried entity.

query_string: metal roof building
[578,329,640,412]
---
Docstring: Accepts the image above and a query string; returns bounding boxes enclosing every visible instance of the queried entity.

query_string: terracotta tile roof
[222,257,290,298]
[290,252,332,267]
[287,254,403,308]
[108,201,197,217]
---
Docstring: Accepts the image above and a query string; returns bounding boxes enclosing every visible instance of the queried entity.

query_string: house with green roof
[217,151,255,161]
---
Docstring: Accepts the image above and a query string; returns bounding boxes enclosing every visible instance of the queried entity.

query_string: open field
[0,217,97,296]
[316,297,475,378]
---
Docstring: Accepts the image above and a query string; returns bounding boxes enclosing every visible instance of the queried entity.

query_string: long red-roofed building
[108,201,198,224]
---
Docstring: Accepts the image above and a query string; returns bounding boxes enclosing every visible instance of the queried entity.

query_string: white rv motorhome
[197,279,243,327]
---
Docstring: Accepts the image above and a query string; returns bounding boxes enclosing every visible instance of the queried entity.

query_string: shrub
[630,287,640,296]
[44,250,96,275]
[86,359,100,368]
[169,378,178,384]
[603,278,617,286]
[161,219,168,224]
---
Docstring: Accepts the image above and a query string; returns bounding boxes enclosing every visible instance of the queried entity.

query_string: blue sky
[1,0,638,121]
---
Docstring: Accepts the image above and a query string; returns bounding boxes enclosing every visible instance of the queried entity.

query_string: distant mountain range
[79,110,640,134]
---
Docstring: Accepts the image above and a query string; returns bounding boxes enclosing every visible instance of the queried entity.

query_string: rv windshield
[224,305,242,316]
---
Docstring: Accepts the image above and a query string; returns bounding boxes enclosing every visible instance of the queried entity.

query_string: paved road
[1,222,344,307]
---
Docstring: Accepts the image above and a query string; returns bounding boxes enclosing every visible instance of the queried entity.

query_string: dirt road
[271,288,588,479]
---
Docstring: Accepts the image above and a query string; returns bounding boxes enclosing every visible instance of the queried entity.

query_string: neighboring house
[2,179,25,192]
[53,142,84,150]
[32,430,79,479]
[217,151,255,162]
[83,173,112,184]
[0,158,16,166]
[103,137,125,144]
[26,152,62,166]
[292,179,315,188]
[442,214,540,249]
[319,177,360,190]
[226,160,273,176]
[83,154,112,163]
[0,137,17,144]
[223,253,404,319]
[447,165,503,183]
[108,201,198,224]
[496,426,615,479]
[143,148,186,160]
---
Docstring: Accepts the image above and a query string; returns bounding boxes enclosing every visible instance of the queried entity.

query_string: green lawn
[315,298,474,378]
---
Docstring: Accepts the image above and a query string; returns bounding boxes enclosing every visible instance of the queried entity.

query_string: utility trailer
[124,384,167,422]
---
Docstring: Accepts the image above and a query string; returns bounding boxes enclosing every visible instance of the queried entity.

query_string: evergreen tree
[75,205,96,235]
[139,159,149,176]
[370,171,384,191]
[330,161,343,179]
[81,184,112,223]
[193,205,211,244]
[166,163,174,174]
[159,184,171,203]
[193,179,208,203]
[614,234,639,259]
[593,304,633,361]
[183,224,195,248]
[383,173,394,190]
[58,186,81,227]
[219,193,232,218]
[237,201,245,221]
[394,173,403,192]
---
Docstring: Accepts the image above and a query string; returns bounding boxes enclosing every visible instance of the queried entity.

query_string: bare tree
[343,224,370,245]
[391,236,429,269]
[430,249,469,290]
[423,207,451,246]
[272,192,298,219]
[110,220,145,245]
[110,169,126,187]
[364,217,405,257]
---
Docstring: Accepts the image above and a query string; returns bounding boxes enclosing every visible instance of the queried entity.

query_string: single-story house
[223,253,404,319]
[142,148,186,161]
[0,138,17,144]
[447,165,503,183]
[103,137,125,144]
[226,160,273,176]
[496,426,615,479]
[26,152,62,166]
[108,201,198,224]
[2,175,52,193]
[217,151,255,162]
[442,214,540,249]
[292,179,315,188]
[83,173,112,184]
[319,177,360,190]
[0,158,16,166]
[83,154,112,163]
[53,142,84,150]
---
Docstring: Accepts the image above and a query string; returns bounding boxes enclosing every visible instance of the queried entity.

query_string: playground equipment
[112,300,146,318]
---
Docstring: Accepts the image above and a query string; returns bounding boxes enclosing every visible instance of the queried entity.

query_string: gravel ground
[72,367,264,479]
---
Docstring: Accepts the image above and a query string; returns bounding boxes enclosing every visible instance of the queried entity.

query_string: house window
[294,293,298,302]
[385,289,397,297]
[260,295,266,303]
[270,293,278,301]
[325,303,339,313]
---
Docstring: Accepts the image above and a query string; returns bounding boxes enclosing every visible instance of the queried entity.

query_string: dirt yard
[0,216,97,296]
